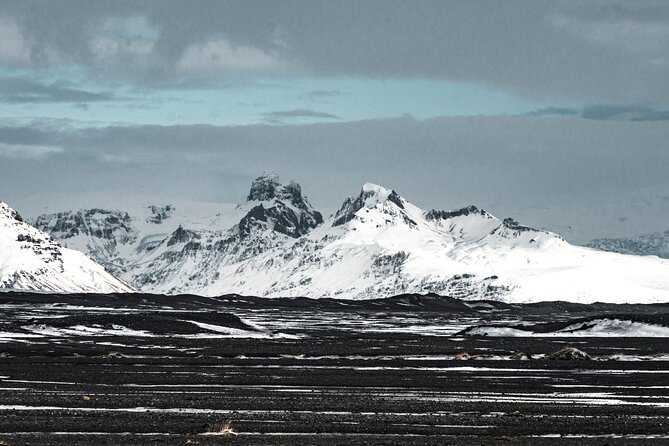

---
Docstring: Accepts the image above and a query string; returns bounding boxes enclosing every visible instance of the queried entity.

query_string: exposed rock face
[424,205,491,221]
[146,205,174,224]
[244,173,323,238]
[502,218,536,233]
[247,172,282,201]
[33,209,138,275]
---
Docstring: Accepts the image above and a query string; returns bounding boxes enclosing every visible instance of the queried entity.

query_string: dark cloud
[262,109,340,123]
[581,104,669,121]
[0,78,115,103]
[2,1,669,99]
[525,104,669,121]
[1,115,668,218]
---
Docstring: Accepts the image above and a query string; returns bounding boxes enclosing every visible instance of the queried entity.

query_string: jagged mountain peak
[333,184,410,227]
[360,183,405,209]
[240,174,323,238]
[247,173,305,205]
[247,173,318,209]
[247,172,282,201]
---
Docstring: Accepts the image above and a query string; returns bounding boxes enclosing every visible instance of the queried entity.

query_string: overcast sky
[1,0,668,239]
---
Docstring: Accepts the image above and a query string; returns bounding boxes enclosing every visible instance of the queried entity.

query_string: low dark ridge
[515,300,669,314]
[0,291,483,313]
[4,291,669,316]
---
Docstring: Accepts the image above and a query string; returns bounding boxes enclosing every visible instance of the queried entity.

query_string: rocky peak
[167,225,197,246]
[424,205,492,221]
[247,173,316,211]
[240,174,323,238]
[333,183,407,227]
[247,172,282,201]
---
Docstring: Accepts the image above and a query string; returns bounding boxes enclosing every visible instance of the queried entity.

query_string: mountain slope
[32,176,669,303]
[0,202,134,293]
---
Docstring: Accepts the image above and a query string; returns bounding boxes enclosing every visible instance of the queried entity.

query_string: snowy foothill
[0,202,133,294]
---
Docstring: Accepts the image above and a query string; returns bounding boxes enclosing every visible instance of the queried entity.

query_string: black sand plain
[0,292,668,445]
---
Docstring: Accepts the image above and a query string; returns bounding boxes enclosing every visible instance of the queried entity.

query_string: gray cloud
[1,115,668,220]
[582,104,669,121]
[0,78,115,103]
[2,1,669,99]
[262,109,340,123]
[525,104,669,121]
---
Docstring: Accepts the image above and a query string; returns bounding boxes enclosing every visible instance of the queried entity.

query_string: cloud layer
[1,1,669,100]
[2,115,668,215]
[1,1,668,242]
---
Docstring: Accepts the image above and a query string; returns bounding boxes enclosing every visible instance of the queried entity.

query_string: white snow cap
[360,183,404,207]
[361,182,393,196]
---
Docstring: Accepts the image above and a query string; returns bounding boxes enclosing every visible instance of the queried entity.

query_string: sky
[1,0,669,241]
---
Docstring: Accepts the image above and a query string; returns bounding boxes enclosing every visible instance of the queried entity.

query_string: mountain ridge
[28,175,669,303]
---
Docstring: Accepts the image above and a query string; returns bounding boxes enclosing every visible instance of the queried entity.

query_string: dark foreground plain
[1,292,669,445]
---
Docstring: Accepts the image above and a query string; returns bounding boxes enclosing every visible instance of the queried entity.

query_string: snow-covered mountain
[0,202,134,293]
[32,174,669,303]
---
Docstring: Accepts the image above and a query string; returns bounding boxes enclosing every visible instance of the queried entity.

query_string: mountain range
[587,231,669,259]
[14,173,669,303]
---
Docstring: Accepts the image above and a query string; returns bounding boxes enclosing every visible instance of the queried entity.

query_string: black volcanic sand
[0,292,668,445]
